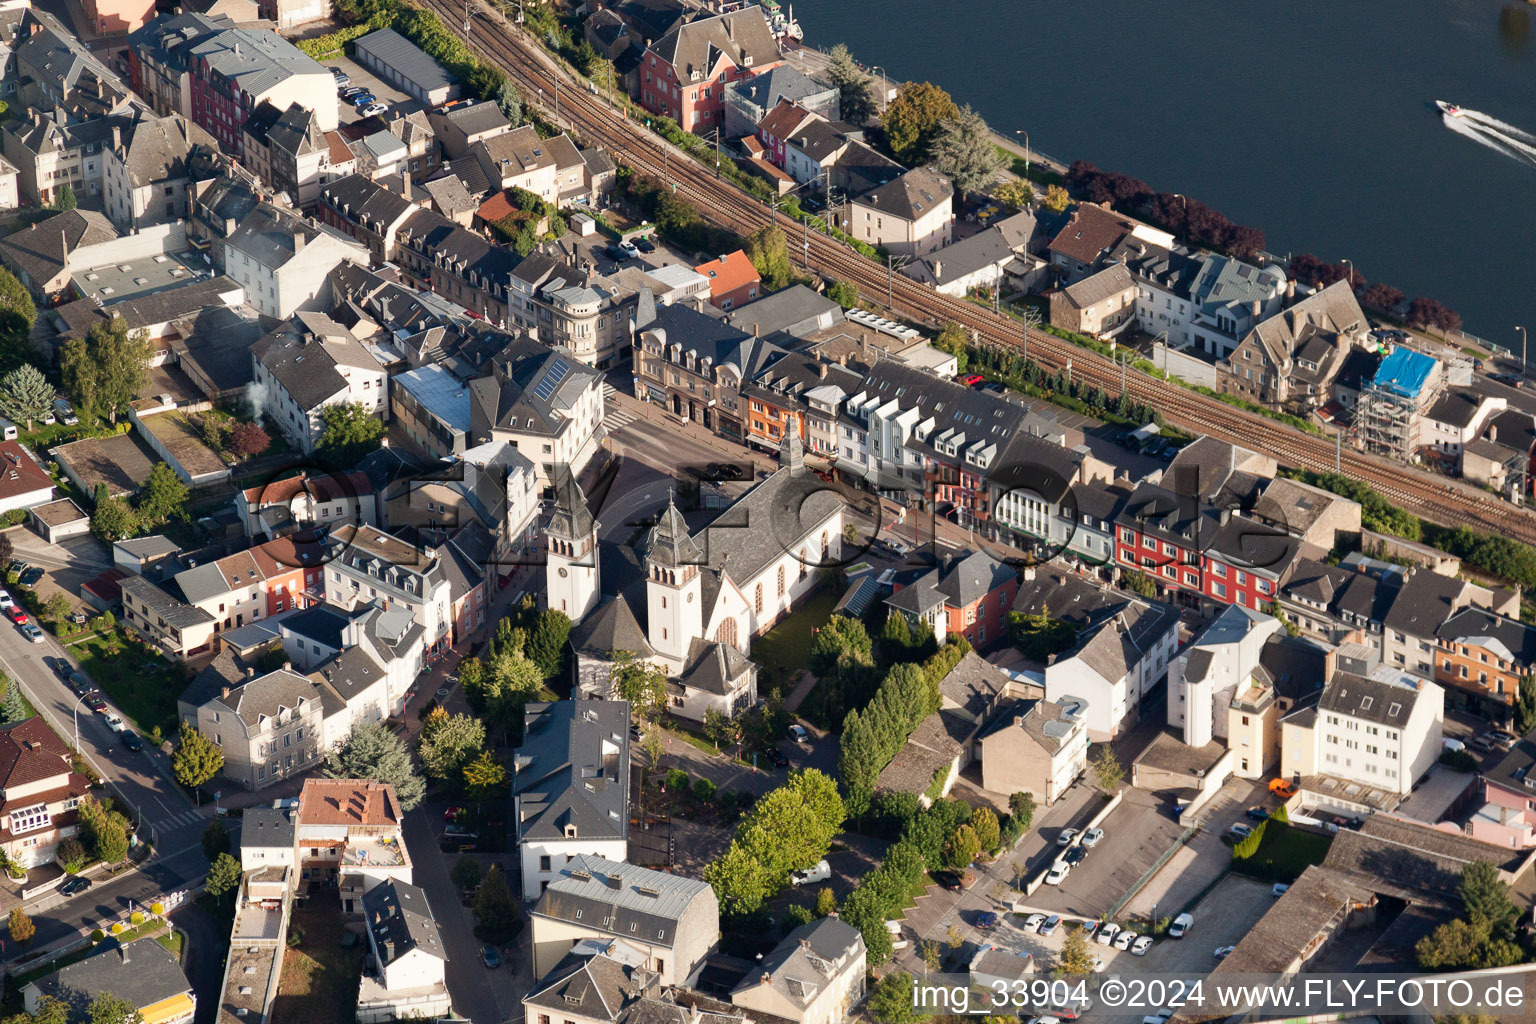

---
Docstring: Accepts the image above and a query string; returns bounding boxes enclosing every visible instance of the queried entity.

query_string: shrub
[129,911,145,925]
[692,777,716,801]
[150,901,165,916]
[1440,748,1477,772]
[110,922,123,935]
[90,929,105,944]
[665,768,689,792]
[56,837,85,873]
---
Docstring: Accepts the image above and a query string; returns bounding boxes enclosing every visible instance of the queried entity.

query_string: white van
[791,860,831,886]
[0,419,17,441]
[1441,737,1466,753]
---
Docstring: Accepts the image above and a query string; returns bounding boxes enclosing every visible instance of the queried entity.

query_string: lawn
[70,630,178,737]
[270,899,364,1024]
[749,587,839,695]
[1232,822,1333,883]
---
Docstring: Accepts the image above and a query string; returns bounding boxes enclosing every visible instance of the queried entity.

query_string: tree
[1042,184,1071,213]
[882,81,958,165]
[324,721,424,811]
[26,998,68,1024]
[702,707,740,750]
[995,179,1034,210]
[610,650,667,721]
[0,681,25,724]
[172,728,223,789]
[1091,746,1123,793]
[1359,282,1405,313]
[0,532,11,571]
[943,824,981,869]
[1460,860,1519,940]
[7,906,33,945]
[867,971,919,1024]
[52,185,77,212]
[55,837,85,873]
[86,994,140,1024]
[827,280,860,309]
[881,609,912,651]
[317,402,385,465]
[59,317,151,425]
[43,593,72,625]
[1058,927,1095,974]
[469,643,544,737]
[497,79,523,124]
[525,608,571,680]
[78,796,129,863]
[814,886,837,917]
[206,852,242,899]
[970,806,1000,851]
[1517,675,1536,736]
[825,44,877,126]
[451,854,482,893]
[201,820,230,861]
[1417,916,1494,970]
[745,225,793,290]
[931,104,1003,193]
[418,708,486,782]
[90,495,138,543]
[134,463,188,528]
[473,863,519,942]
[0,364,54,429]
[229,421,270,458]
[463,750,508,799]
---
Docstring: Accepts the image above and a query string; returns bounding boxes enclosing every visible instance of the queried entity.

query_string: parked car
[1040,915,1061,936]
[329,69,350,87]
[791,860,831,886]
[1080,827,1104,848]
[21,623,43,643]
[1078,921,1099,939]
[1140,1011,1174,1024]
[633,236,656,253]
[350,92,376,106]
[69,672,92,695]
[86,695,107,713]
[341,86,368,99]
[358,102,388,118]
[1045,861,1071,884]
[69,610,87,624]
[1023,913,1046,933]
[444,823,478,839]
[0,591,13,610]
[1113,929,1136,950]
[5,605,26,624]
[618,240,640,258]
[605,243,635,262]
[18,567,43,587]
[955,373,984,386]
[764,747,789,768]
[52,399,77,425]
[1214,945,1236,959]
[1168,912,1193,938]
[934,870,967,892]
[481,945,500,969]
[1245,806,1271,821]
[1131,936,1154,956]
[974,911,999,930]
[1056,827,1080,847]
[1271,883,1291,897]
[48,657,70,681]
[104,714,126,733]
[1493,372,1525,388]
[788,724,810,745]
[1226,822,1254,843]
[1269,778,1297,798]
[1095,923,1119,946]
[1063,846,1086,866]
[121,732,143,751]
[59,876,92,896]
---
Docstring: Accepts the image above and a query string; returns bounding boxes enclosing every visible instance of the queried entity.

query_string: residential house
[885,549,1019,646]
[321,526,458,658]
[1420,388,1506,457]
[183,22,337,153]
[243,102,354,210]
[427,100,511,160]
[848,166,953,257]
[192,667,327,789]
[0,718,89,868]
[514,703,630,901]
[693,250,759,310]
[0,441,54,516]
[357,881,450,1023]
[1201,515,1306,612]
[1217,281,1369,411]
[467,336,607,490]
[0,208,118,302]
[726,284,843,340]
[976,695,1091,806]
[119,573,218,660]
[0,108,120,209]
[1383,568,1478,678]
[224,201,367,318]
[723,64,837,140]
[1046,202,1174,284]
[1048,263,1136,338]
[393,207,519,324]
[632,300,785,441]
[529,853,718,985]
[316,173,419,263]
[507,250,639,369]
[523,940,659,1024]
[754,100,819,169]
[470,126,584,204]
[252,311,387,452]
[1113,480,1225,608]
[738,351,861,454]
[103,111,217,232]
[639,8,783,133]
[1167,603,1283,757]
[1435,607,1536,725]
[14,10,134,118]
[1470,739,1536,848]
[294,778,411,910]
[236,469,377,538]
[127,12,230,120]
[903,213,1041,297]
[729,919,865,1024]
[25,939,194,1024]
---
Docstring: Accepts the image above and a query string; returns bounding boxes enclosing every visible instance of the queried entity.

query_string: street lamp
[1014,129,1029,177]
[1517,326,1527,373]
[71,691,91,751]
[869,66,888,114]
[1341,258,1354,291]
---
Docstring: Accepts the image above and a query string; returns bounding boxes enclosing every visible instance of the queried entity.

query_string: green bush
[665,768,689,792]
[692,777,716,801]
[1440,748,1478,772]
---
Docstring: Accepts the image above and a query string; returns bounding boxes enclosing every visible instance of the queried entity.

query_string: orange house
[695,250,760,311]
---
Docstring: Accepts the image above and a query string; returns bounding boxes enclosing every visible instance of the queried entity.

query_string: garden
[1230,816,1333,883]
[68,625,178,739]
[271,898,364,1024]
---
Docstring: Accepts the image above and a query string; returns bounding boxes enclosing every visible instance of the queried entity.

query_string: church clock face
[558,568,569,578]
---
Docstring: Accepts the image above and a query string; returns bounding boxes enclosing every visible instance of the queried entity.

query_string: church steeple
[545,470,600,622]
[781,423,804,474]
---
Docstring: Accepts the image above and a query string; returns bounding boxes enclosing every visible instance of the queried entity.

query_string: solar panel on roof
[534,358,571,400]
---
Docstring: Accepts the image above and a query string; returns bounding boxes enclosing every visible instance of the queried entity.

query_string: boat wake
[1442,108,1536,168]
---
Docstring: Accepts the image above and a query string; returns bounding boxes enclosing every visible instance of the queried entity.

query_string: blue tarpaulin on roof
[1371,346,1437,399]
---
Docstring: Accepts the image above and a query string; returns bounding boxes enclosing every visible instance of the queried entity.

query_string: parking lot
[325,53,421,127]
[1138,873,1277,974]
[1026,787,1185,919]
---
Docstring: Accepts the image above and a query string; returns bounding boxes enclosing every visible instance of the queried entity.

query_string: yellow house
[25,937,194,1024]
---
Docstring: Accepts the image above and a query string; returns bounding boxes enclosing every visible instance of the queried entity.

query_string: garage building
[353,28,460,107]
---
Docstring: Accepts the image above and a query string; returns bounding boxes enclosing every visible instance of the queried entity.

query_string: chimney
[221,686,231,698]
[1023,565,1035,581]
[111,125,121,150]
[1490,424,1498,443]
[293,231,306,252]
[817,362,827,379]
[402,169,411,199]
[1251,299,1261,317]
[933,260,942,281]
[283,661,292,672]
[1286,279,1296,299]
[759,973,771,986]
[119,943,128,964]
[1013,716,1024,728]
[753,323,760,338]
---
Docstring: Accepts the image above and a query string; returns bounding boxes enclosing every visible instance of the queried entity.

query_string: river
[795,0,1536,352]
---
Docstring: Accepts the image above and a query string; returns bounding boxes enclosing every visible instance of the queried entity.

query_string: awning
[140,993,195,1024]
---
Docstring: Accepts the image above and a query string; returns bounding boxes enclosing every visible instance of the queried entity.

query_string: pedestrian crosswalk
[153,808,207,831]
[603,383,640,432]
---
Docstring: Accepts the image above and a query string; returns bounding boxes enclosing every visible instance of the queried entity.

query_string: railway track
[430,0,1536,545]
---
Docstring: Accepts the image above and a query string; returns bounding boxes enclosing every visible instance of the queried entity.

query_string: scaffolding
[1352,347,1442,461]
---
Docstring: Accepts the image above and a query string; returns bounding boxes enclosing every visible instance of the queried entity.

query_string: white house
[849,166,953,258]
[1042,594,1179,742]
[467,337,607,491]
[513,702,629,901]
[321,528,455,662]
[224,201,367,318]
[1168,604,1283,748]
[357,880,450,1024]
[1293,667,1444,800]
[0,441,55,516]
[729,918,866,1024]
[252,311,388,454]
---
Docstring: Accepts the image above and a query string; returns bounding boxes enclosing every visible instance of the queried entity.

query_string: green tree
[136,463,188,528]
[52,185,77,212]
[59,317,150,424]
[1,682,26,723]
[970,806,1000,851]
[881,610,912,651]
[867,971,920,1024]
[746,225,794,290]
[55,837,85,873]
[472,863,519,942]
[8,906,33,945]
[1091,747,1124,793]
[610,649,667,721]
[882,81,959,165]
[201,820,230,862]
[1042,183,1071,213]
[206,852,242,899]
[451,854,482,893]
[324,721,425,810]
[995,179,1034,210]
[1518,675,1536,736]
[702,707,740,750]
[463,750,508,799]
[171,728,223,789]
[943,824,981,869]
[930,322,970,372]
[825,44,877,126]
[783,903,815,934]
[827,280,860,308]
[931,104,1003,193]
[526,608,571,680]
[469,644,544,737]
[703,841,772,918]
[25,998,68,1024]
[0,266,33,330]
[78,796,129,863]
[316,402,385,465]
[417,708,487,782]
[0,364,54,429]
[1058,927,1095,974]
[814,886,837,917]
[43,593,72,625]
[1460,860,1519,940]
[90,495,138,543]
[496,78,523,124]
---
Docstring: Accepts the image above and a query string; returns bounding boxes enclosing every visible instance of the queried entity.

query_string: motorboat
[1436,100,1463,117]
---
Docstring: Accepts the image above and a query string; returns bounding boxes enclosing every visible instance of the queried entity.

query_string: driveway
[1027,787,1184,920]
[326,53,421,127]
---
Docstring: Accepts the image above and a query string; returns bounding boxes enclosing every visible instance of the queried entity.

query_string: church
[547,432,844,721]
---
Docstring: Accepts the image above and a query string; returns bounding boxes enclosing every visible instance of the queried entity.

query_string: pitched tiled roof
[515,702,628,843]
[1047,203,1137,265]
[0,718,72,789]
[853,166,952,222]
[650,8,779,81]
[298,778,401,826]
[0,210,115,286]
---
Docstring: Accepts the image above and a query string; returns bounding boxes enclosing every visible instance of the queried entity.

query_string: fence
[1106,823,1198,921]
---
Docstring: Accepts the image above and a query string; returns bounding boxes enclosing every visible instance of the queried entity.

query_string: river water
[795,0,1536,351]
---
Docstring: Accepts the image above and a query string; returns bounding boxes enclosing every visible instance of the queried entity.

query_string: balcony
[341,836,408,869]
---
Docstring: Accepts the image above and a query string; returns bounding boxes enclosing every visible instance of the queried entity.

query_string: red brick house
[0,719,90,868]
[886,550,1020,647]
[756,100,818,168]
[1114,481,1220,608]
[641,8,782,134]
